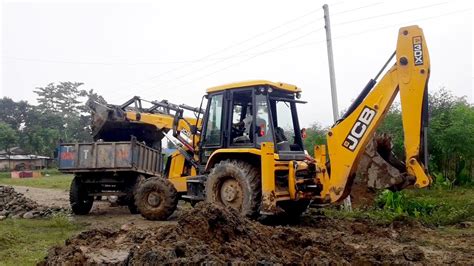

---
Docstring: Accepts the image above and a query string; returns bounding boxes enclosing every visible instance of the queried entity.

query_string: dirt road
[11,185,181,229]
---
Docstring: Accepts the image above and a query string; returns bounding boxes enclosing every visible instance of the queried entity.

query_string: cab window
[255,93,273,146]
[230,90,253,146]
[203,94,223,146]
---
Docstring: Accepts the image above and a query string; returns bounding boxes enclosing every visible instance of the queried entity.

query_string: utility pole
[323,3,352,211]
[323,4,339,123]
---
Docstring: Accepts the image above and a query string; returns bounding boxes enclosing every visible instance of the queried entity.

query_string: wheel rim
[219,178,243,210]
[147,191,162,207]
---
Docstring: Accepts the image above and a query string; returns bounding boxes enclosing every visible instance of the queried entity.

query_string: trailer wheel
[206,160,261,218]
[135,176,178,220]
[127,175,145,214]
[69,176,94,215]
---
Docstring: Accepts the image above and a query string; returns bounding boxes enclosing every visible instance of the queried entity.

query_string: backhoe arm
[317,25,432,203]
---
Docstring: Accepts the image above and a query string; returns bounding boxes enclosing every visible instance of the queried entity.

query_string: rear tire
[70,176,94,215]
[127,175,145,214]
[206,160,261,218]
[135,176,178,220]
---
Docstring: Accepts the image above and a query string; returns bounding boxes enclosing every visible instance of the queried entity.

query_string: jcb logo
[343,106,376,151]
[413,36,424,66]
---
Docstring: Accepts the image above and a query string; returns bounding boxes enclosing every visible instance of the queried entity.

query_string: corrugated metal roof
[0,155,51,160]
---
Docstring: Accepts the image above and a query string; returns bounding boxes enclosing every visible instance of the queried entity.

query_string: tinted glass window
[230,90,253,145]
[203,94,223,146]
[255,93,273,145]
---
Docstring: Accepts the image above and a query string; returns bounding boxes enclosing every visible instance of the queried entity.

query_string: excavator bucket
[351,133,414,207]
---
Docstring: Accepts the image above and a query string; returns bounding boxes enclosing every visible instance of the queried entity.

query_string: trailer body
[58,139,163,175]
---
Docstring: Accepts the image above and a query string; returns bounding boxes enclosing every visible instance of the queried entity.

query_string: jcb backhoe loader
[88,25,432,220]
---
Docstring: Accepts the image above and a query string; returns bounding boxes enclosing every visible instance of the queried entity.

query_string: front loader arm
[318,25,432,203]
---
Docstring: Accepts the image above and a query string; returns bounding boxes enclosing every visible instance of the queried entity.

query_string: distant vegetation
[0,82,104,158]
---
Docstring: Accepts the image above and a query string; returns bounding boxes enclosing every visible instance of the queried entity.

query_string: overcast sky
[1,0,472,127]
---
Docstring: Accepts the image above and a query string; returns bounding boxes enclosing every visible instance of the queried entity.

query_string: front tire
[206,160,261,218]
[135,176,178,220]
[69,176,94,215]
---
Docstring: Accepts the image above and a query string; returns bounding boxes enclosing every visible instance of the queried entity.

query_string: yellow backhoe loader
[88,25,432,220]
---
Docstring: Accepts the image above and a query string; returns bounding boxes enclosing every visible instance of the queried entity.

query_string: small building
[0,147,52,171]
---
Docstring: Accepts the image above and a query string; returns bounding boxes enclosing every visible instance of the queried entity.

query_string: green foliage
[0,217,82,265]
[0,83,104,158]
[0,122,18,152]
[0,97,30,131]
[303,123,328,156]
[325,187,474,227]
[375,190,437,218]
[378,88,474,186]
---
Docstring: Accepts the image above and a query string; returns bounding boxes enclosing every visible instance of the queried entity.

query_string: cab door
[200,93,225,164]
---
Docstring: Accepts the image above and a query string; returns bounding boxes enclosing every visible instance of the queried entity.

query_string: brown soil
[42,203,474,265]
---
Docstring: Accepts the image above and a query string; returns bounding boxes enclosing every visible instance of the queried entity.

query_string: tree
[303,123,328,156]
[0,97,31,131]
[34,82,84,115]
[0,122,18,152]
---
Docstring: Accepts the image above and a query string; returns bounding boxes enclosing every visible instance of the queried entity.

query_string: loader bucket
[88,99,165,146]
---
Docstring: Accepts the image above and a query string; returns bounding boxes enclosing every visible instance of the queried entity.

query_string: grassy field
[323,186,474,227]
[0,170,72,190]
[0,215,84,265]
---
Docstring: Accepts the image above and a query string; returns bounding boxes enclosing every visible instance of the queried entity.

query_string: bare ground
[12,186,474,264]
[11,185,182,229]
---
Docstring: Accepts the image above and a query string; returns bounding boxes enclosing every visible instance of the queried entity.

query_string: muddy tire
[206,160,261,218]
[127,175,146,214]
[69,176,94,215]
[135,176,178,220]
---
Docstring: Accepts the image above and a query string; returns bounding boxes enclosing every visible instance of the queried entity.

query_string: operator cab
[200,80,306,163]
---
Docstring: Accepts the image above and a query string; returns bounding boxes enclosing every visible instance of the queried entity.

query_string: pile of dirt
[0,185,67,219]
[41,203,472,265]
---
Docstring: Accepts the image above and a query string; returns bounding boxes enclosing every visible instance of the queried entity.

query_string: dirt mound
[41,203,471,265]
[0,185,67,219]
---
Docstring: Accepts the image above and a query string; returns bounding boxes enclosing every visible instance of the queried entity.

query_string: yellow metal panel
[260,142,277,214]
[287,161,296,200]
[206,80,301,93]
[396,26,430,184]
[126,112,200,131]
[204,148,261,171]
[168,152,186,179]
[169,176,188,192]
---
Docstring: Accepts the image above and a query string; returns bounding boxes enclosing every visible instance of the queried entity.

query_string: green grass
[0,171,72,190]
[323,186,474,227]
[0,215,83,265]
